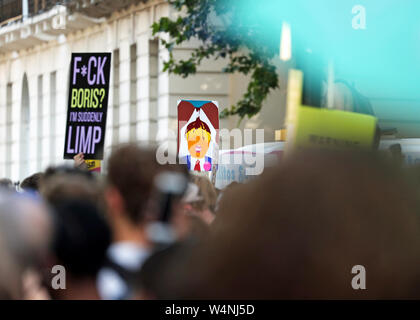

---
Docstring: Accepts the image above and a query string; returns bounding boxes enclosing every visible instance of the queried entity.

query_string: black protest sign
[63,52,111,160]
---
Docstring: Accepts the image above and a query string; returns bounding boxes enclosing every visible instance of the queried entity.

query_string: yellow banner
[294,106,377,149]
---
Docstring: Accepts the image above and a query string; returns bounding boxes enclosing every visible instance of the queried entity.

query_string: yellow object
[284,69,303,154]
[294,106,377,149]
[275,129,287,141]
[85,159,101,172]
[186,127,211,143]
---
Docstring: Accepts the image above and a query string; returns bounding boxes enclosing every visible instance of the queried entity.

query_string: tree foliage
[152,0,280,119]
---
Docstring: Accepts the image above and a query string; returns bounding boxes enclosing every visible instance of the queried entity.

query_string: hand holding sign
[64,53,111,160]
[73,152,88,170]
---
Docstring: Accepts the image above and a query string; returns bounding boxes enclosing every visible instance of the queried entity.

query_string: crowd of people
[2,143,420,299]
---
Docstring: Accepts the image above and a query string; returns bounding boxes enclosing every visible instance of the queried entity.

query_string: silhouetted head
[165,150,420,299]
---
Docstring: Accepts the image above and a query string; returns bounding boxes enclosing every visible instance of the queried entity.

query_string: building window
[49,71,56,164]
[37,74,43,171]
[0,0,22,25]
[20,74,30,179]
[5,82,12,178]
[149,39,158,143]
[129,43,137,142]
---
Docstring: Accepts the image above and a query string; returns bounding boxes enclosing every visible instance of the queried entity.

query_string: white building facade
[0,0,287,182]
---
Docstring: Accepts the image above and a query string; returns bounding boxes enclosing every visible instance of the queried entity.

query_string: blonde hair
[185,117,211,143]
[186,127,211,143]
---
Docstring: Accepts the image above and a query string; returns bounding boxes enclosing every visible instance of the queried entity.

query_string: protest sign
[177,100,219,172]
[294,106,377,149]
[63,52,111,160]
[215,142,284,189]
[84,159,101,173]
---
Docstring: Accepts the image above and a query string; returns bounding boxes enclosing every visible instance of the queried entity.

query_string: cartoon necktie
[194,160,201,171]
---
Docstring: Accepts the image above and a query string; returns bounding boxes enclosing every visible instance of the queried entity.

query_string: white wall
[0,2,289,181]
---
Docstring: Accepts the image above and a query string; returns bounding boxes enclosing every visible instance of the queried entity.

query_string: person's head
[106,144,162,228]
[39,168,109,299]
[135,240,198,300]
[212,181,239,216]
[0,190,53,299]
[182,175,217,224]
[166,150,420,299]
[186,117,211,159]
[20,172,44,192]
[40,172,104,211]
[0,190,52,266]
[47,199,111,299]
[44,165,93,181]
[0,178,14,192]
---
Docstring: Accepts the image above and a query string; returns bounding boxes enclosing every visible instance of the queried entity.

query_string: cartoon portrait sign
[178,100,219,172]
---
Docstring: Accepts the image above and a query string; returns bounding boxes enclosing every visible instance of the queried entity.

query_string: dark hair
[51,200,111,277]
[188,175,217,212]
[186,117,210,135]
[0,179,14,191]
[169,150,420,299]
[20,172,44,192]
[107,144,161,224]
[41,173,104,211]
[44,165,93,180]
[136,241,197,299]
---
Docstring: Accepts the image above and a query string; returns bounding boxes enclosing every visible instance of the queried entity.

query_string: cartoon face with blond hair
[178,100,219,172]
[184,117,213,171]
[186,117,211,159]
